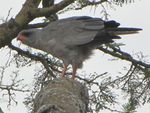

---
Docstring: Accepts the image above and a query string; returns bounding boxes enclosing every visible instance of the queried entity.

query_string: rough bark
[32,78,89,113]
[0,0,41,47]
[0,0,74,48]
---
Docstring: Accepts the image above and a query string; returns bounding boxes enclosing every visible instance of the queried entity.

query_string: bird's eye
[21,31,32,37]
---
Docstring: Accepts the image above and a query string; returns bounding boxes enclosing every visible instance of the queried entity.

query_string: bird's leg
[72,65,77,80]
[61,64,68,78]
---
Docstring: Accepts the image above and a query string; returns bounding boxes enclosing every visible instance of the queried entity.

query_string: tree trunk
[33,78,89,113]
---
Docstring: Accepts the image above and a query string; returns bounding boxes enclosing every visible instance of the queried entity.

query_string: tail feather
[104,20,120,28]
[107,27,142,35]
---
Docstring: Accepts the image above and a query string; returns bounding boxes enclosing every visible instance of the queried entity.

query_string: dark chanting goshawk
[17,16,142,79]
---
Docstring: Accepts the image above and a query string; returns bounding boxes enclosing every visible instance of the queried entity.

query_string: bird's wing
[42,16,105,46]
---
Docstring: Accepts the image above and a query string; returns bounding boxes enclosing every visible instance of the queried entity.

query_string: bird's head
[17,29,39,46]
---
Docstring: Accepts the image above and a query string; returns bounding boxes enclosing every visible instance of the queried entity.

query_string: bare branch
[8,44,56,78]
[0,0,42,48]
[98,46,150,77]
[75,0,108,10]
[77,72,108,84]
[5,8,12,22]
[0,71,29,105]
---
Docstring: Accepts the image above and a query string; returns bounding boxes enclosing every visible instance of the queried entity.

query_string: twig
[0,72,29,106]
[77,72,108,84]
[8,44,56,78]
[75,0,108,10]
[6,8,12,22]
[98,46,150,75]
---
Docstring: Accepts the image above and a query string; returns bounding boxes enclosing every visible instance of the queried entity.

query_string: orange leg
[72,65,77,80]
[61,64,68,78]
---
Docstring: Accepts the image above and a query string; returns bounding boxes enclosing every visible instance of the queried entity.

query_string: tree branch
[0,0,75,49]
[98,46,150,68]
[0,70,29,105]
[0,0,42,48]
[0,18,20,48]
[15,0,41,26]
[8,44,56,78]
[42,0,58,21]
[98,46,150,76]
[33,78,89,113]
[30,0,74,18]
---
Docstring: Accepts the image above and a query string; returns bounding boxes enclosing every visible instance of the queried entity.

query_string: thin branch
[98,46,150,76]
[122,64,137,89]
[8,44,56,78]
[77,72,108,84]
[0,84,29,93]
[0,71,29,105]
[75,0,108,10]
[6,8,12,22]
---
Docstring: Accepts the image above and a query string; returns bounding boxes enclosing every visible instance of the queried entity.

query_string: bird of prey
[17,16,141,79]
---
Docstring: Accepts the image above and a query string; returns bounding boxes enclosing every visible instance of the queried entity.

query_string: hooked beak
[17,34,26,42]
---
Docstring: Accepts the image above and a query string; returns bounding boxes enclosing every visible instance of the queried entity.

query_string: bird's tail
[107,27,142,35]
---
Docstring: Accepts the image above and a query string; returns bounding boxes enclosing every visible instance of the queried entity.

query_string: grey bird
[17,16,142,79]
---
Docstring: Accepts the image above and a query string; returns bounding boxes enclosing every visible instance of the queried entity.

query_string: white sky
[0,0,150,113]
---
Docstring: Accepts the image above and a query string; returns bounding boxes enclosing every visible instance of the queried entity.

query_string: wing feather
[42,16,105,46]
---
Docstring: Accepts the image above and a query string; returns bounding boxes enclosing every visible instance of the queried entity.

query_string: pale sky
[0,0,150,113]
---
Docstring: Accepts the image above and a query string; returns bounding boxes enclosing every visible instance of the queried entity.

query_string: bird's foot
[71,75,76,80]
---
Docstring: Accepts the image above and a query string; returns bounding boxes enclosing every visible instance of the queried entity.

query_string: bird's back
[27,16,141,68]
